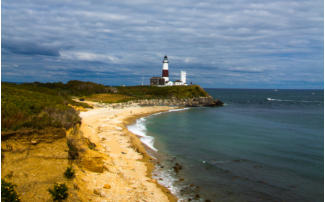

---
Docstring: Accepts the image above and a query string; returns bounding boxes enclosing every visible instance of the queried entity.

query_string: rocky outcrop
[108,96,223,108]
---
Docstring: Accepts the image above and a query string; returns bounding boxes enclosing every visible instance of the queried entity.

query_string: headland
[1,80,223,201]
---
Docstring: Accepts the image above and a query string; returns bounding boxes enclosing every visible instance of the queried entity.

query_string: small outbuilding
[150,77,165,86]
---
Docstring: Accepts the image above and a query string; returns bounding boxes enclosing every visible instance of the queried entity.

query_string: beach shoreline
[74,102,179,201]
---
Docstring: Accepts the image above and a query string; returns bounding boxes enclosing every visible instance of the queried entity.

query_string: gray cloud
[1,0,323,88]
[2,40,60,56]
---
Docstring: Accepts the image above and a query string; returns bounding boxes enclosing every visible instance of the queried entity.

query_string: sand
[74,102,178,202]
[1,129,80,201]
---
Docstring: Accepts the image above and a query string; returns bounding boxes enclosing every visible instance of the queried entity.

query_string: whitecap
[267,97,320,103]
[127,118,158,151]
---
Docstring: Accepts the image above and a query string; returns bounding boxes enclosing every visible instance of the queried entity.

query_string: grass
[20,80,116,96]
[85,93,135,103]
[2,83,81,132]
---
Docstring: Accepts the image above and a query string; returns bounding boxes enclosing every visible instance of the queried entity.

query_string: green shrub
[64,167,75,179]
[87,140,96,150]
[67,139,79,160]
[1,179,20,202]
[48,183,68,201]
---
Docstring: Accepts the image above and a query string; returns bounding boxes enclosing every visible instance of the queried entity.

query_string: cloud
[60,51,120,63]
[2,40,60,56]
[1,0,323,88]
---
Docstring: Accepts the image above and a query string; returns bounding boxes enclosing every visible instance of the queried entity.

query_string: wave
[267,97,321,103]
[127,117,157,151]
[152,165,187,201]
[169,108,190,112]
[127,107,190,152]
[127,107,191,200]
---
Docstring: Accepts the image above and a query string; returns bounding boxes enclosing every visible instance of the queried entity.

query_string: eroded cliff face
[1,127,81,201]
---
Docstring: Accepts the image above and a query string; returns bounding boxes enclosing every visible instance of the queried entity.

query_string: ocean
[128,89,324,202]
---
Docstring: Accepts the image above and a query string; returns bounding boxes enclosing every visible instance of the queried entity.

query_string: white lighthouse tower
[181,70,187,85]
[162,55,169,82]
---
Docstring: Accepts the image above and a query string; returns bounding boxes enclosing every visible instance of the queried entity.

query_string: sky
[2,0,324,88]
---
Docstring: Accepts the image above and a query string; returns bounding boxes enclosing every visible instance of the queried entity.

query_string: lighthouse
[150,55,188,86]
[162,55,169,82]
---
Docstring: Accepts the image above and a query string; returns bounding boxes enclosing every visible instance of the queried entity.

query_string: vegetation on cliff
[115,85,209,99]
[48,183,68,201]
[1,179,20,202]
[2,80,215,133]
[2,82,83,133]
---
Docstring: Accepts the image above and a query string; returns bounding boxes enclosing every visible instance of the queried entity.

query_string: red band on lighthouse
[162,70,169,77]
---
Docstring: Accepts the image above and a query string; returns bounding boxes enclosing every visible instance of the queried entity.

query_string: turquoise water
[142,89,323,201]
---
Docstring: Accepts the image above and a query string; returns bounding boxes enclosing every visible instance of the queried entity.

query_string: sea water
[129,89,323,201]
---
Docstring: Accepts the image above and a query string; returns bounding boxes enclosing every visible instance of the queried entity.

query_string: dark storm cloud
[1,0,323,88]
[2,40,60,56]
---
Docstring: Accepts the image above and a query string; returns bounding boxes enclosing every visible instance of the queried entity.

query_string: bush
[67,139,79,160]
[64,167,75,179]
[1,179,20,202]
[87,139,96,150]
[48,183,68,201]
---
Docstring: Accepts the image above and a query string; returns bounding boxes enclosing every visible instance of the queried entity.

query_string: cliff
[87,85,223,107]
[1,80,223,201]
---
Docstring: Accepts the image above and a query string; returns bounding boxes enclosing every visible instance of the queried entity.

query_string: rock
[103,184,111,189]
[30,140,39,145]
[213,99,224,106]
[173,163,183,173]
[93,188,104,197]
[134,96,224,107]
[80,157,105,173]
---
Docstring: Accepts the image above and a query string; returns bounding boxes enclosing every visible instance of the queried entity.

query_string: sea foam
[267,97,320,103]
[127,117,157,151]
[127,107,190,152]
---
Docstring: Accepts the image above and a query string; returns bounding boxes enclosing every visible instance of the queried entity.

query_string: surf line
[127,107,189,152]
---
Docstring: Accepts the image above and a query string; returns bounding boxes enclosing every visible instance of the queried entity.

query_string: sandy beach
[74,102,178,202]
